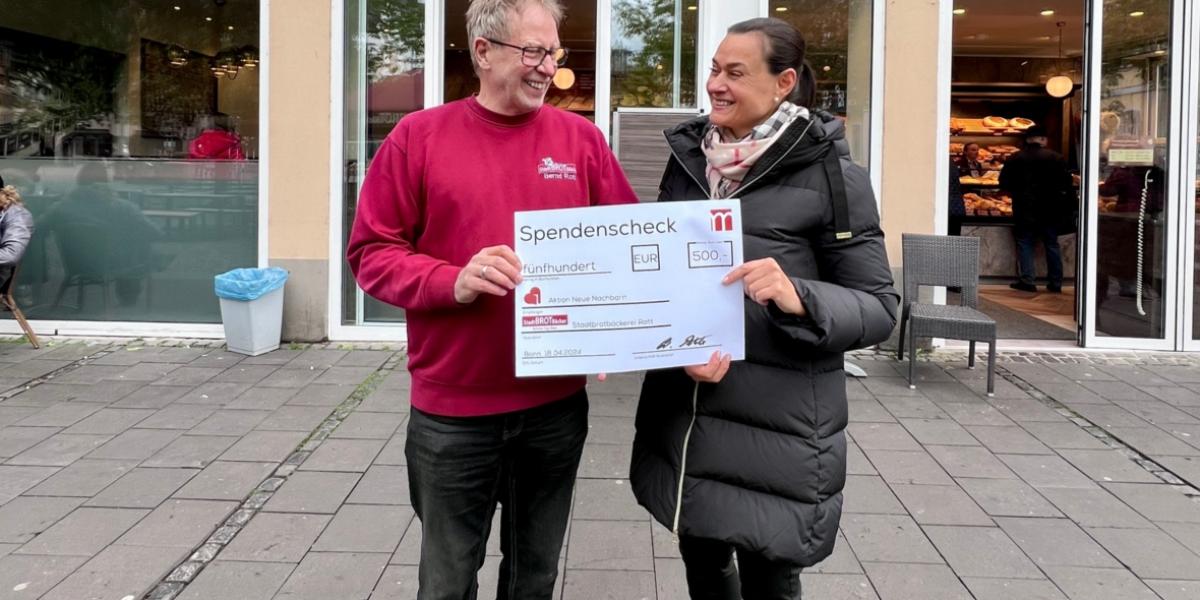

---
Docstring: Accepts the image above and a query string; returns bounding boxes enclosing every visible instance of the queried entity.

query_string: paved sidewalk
[0,339,1198,599]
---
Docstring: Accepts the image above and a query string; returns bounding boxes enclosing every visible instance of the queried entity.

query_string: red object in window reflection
[188,129,246,160]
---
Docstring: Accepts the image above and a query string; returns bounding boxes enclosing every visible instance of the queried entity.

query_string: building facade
[0,0,1197,351]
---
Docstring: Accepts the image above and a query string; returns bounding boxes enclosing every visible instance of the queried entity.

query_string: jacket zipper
[672,381,700,541]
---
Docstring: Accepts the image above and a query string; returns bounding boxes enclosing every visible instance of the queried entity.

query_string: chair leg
[9,305,39,350]
[908,326,917,389]
[987,341,997,397]
[968,340,976,369]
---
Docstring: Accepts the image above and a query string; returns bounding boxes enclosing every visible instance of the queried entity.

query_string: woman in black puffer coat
[630,18,899,600]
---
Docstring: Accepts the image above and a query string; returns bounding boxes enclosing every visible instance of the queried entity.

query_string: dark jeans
[405,389,588,600]
[678,536,802,600]
[1014,222,1063,288]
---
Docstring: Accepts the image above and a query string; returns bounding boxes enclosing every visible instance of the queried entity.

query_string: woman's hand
[454,245,523,304]
[684,351,732,384]
[723,258,806,316]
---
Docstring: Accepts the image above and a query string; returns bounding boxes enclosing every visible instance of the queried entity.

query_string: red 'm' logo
[710,209,734,232]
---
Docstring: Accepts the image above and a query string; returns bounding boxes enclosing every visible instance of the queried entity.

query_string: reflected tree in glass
[611,0,696,108]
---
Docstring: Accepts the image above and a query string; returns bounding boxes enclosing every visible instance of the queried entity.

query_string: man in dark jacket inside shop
[1000,125,1074,293]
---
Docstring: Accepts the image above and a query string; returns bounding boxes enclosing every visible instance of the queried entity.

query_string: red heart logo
[524,287,541,305]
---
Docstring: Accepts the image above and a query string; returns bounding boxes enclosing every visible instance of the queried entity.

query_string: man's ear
[473,37,491,71]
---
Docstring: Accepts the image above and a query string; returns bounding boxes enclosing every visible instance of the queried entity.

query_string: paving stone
[878,396,950,420]
[331,411,406,439]
[810,531,864,574]
[1079,380,1159,402]
[850,423,922,451]
[937,402,1014,426]
[1055,449,1158,484]
[143,435,239,468]
[899,418,979,446]
[961,578,1069,600]
[60,408,155,435]
[258,368,326,389]
[241,348,305,365]
[848,398,899,423]
[862,449,953,485]
[1037,487,1154,528]
[0,465,59,504]
[14,507,148,556]
[285,384,355,407]
[57,364,134,384]
[8,432,111,466]
[561,569,656,600]
[1019,422,1110,450]
[346,465,409,505]
[114,362,182,382]
[368,564,419,600]
[997,454,1096,489]
[312,504,414,553]
[846,442,876,475]
[1164,522,1200,556]
[0,359,70,382]
[572,479,643,521]
[0,426,59,458]
[186,350,246,369]
[1107,426,1200,455]
[0,554,88,599]
[1113,400,1200,425]
[188,409,271,436]
[336,351,393,369]
[843,475,906,515]
[988,397,1068,423]
[219,512,332,562]
[357,388,412,414]
[214,364,279,384]
[137,405,216,430]
[175,382,255,406]
[654,557,691,600]
[0,407,40,428]
[861,562,972,600]
[375,433,409,467]
[117,499,236,549]
[25,459,138,497]
[225,386,297,410]
[864,377,926,398]
[1069,404,1151,428]
[1157,456,1200,489]
[587,416,635,445]
[578,442,632,479]
[924,525,1041,579]
[1002,363,1075,384]
[39,543,188,600]
[994,517,1119,568]
[926,445,1015,479]
[256,406,334,431]
[0,497,83,544]
[566,520,652,570]
[1145,580,1200,600]
[891,484,992,526]
[958,478,1063,518]
[110,384,195,409]
[86,467,198,508]
[299,439,385,472]
[173,461,275,501]
[1043,566,1161,599]
[220,430,307,463]
[800,573,879,599]
[965,426,1053,455]
[87,428,181,460]
[287,349,349,370]
[1143,386,1200,407]
[15,403,102,427]
[1100,482,1200,524]
[265,471,361,514]
[152,366,225,387]
[1046,363,1121,381]
[275,552,392,599]
[313,366,377,386]
[840,514,942,564]
[390,520,421,565]
[177,560,295,600]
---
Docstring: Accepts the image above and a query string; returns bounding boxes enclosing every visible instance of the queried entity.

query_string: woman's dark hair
[727,17,816,108]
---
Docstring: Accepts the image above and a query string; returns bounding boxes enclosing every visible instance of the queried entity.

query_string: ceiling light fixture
[1041,10,1055,16]
[205,16,213,21]
[1130,11,1145,17]
[1045,21,1073,98]
[686,5,697,11]
[775,6,788,11]
[953,8,966,15]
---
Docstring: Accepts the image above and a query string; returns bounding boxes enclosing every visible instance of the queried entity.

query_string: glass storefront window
[1095,0,1172,339]
[1194,67,1199,341]
[341,0,425,325]
[610,0,698,113]
[768,0,873,168]
[0,1,259,323]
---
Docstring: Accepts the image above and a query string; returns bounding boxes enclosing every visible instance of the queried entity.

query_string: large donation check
[514,199,746,377]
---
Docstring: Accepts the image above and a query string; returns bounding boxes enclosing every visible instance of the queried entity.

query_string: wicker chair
[897,233,997,396]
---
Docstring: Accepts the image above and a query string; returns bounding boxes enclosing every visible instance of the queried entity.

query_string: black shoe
[1010,282,1038,293]
[1047,285,1063,294]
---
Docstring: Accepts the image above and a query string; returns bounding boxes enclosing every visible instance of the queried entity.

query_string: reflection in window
[610,0,698,112]
[1095,0,1171,339]
[1194,70,1199,341]
[769,0,872,168]
[0,1,259,323]
[342,0,425,324]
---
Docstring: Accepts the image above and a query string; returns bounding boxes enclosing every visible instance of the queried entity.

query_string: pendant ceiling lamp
[1046,21,1074,98]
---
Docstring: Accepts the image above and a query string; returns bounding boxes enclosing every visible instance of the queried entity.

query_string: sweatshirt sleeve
[590,134,640,206]
[346,135,462,312]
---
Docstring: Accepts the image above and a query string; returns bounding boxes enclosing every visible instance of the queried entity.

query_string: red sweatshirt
[347,97,639,417]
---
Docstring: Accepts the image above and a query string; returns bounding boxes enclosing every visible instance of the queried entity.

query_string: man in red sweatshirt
[346,0,637,597]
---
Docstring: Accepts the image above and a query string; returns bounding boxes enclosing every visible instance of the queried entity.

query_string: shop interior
[948,0,1085,341]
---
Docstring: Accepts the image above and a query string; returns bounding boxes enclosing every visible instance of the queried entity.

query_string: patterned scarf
[701,101,809,199]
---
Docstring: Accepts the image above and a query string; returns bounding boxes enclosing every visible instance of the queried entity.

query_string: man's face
[965,144,979,161]
[476,3,560,116]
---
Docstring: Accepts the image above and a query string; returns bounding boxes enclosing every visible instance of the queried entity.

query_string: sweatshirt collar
[466,96,543,127]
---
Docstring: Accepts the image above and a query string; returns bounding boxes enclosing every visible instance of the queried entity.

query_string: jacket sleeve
[345,136,462,312]
[768,167,900,352]
[0,207,34,267]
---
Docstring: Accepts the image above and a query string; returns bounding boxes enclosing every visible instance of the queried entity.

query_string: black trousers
[679,535,803,600]
[405,389,588,600]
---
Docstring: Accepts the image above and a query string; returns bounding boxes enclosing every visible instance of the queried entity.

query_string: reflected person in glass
[345,1,638,598]
[0,175,35,289]
[630,18,898,600]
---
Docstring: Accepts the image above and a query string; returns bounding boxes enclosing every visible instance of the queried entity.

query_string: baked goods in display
[982,116,1009,129]
[1010,117,1035,130]
[963,192,1013,216]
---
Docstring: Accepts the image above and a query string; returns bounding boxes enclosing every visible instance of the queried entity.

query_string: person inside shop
[0,175,35,289]
[948,156,965,237]
[630,17,898,600]
[1097,160,1165,300]
[345,0,638,597]
[957,142,986,178]
[999,125,1073,293]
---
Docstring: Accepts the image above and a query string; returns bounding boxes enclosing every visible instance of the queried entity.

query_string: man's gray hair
[467,0,564,68]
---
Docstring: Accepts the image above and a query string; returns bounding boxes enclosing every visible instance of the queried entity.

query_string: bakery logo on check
[538,157,577,181]
[710,209,735,232]
[523,314,568,327]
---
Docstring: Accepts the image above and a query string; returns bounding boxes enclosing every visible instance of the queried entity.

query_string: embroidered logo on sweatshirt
[538,157,577,181]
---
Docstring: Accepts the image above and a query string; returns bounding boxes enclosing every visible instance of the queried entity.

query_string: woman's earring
[773,96,779,103]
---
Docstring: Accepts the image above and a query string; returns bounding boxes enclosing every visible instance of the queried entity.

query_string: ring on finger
[481,265,491,279]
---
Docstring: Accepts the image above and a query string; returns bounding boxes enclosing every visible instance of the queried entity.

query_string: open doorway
[947,0,1086,341]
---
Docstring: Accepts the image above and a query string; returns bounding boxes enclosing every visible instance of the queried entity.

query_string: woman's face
[707,32,795,139]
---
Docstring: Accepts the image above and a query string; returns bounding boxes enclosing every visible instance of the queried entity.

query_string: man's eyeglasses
[485,38,568,67]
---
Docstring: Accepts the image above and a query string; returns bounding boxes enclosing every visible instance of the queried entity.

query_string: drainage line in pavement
[141,354,402,600]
